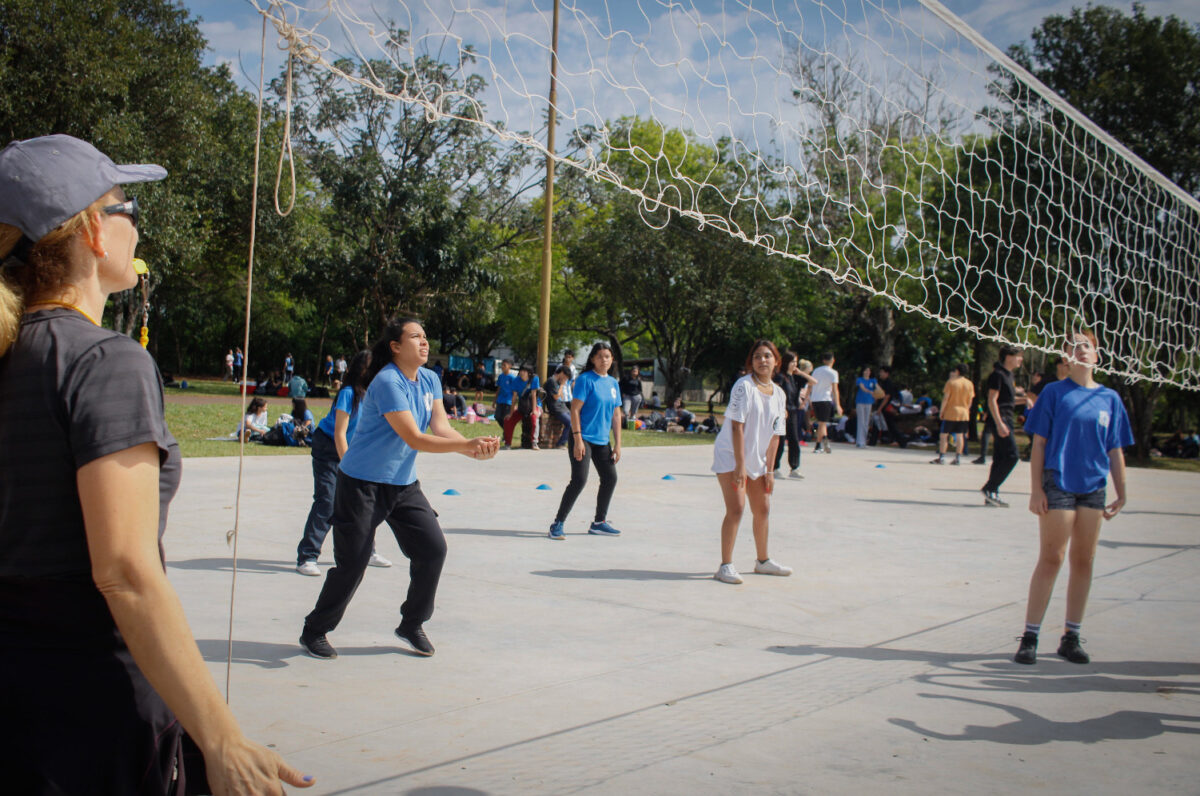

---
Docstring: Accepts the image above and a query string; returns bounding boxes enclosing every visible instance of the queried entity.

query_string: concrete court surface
[166,442,1200,795]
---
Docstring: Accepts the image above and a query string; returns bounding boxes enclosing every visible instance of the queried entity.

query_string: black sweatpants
[554,440,618,523]
[773,410,802,471]
[984,430,1019,493]
[304,473,445,635]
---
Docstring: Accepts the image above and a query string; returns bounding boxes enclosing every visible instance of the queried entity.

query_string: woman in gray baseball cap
[0,135,313,793]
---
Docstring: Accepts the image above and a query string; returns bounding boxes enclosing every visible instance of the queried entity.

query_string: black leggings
[773,410,802,471]
[304,473,446,635]
[984,432,1019,492]
[555,440,618,523]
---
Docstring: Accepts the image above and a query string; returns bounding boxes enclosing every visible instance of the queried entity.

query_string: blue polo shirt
[496,371,523,405]
[1024,378,1132,494]
[316,385,361,441]
[338,364,442,486]
[573,370,621,445]
[855,377,877,405]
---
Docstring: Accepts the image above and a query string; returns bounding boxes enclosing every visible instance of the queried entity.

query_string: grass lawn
[165,402,715,458]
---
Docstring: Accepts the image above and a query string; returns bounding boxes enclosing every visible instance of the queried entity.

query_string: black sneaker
[1057,631,1090,664]
[981,489,1009,508]
[1013,631,1038,665]
[972,458,986,465]
[299,631,338,660]
[395,624,435,657]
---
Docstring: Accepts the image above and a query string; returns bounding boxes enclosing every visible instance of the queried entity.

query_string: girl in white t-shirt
[711,340,792,584]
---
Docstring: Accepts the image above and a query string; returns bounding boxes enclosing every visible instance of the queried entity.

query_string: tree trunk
[1117,379,1162,461]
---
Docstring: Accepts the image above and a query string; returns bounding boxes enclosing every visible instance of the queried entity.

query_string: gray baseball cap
[0,134,166,243]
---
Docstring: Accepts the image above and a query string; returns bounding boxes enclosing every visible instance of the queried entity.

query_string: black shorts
[1043,469,1106,511]
[940,420,970,435]
[813,401,834,423]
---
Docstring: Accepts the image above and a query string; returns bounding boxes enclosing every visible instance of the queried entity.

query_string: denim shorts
[1043,469,1106,511]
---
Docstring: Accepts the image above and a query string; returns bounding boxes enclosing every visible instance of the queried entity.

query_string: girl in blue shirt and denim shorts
[1013,329,1132,666]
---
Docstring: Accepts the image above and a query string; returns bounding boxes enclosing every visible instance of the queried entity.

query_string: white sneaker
[788,468,805,479]
[369,552,393,568]
[754,558,793,576]
[296,561,320,576]
[714,563,743,584]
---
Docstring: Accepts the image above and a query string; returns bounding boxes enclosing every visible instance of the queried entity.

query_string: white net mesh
[252,0,1200,388]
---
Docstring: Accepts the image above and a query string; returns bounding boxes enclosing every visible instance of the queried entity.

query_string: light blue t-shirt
[573,370,621,446]
[855,377,878,405]
[339,364,443,486]
[1024,378,1133,494]
[316,385,361,441]
[496,371,523,405]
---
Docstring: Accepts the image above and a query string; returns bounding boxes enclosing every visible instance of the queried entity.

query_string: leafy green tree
[0,0,320,375]
[993,4,1200,456]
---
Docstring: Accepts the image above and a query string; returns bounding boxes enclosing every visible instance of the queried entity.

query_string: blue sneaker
[588,521,621,536]
[548,521,565,540]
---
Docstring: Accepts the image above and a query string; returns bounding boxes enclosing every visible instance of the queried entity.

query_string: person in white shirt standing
[809,351,842,454]
[711,340,792,585]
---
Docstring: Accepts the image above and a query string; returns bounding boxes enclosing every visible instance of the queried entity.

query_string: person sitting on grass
[240,397,271,442]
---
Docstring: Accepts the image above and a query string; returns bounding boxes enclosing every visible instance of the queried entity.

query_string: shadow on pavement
[531,568,712,581]
[196,638,397,668]
[443,526,546,539]
[855,498,985,508]
[889,693,1200,744]
[168,557,296,574]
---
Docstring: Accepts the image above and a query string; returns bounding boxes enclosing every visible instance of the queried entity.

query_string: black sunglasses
[102,196,139,227]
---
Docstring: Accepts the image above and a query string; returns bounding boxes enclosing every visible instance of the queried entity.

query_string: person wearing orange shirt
[931,363,976,465]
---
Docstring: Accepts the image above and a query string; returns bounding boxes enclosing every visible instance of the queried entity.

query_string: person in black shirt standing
[982,345,1024,506]
[773,350,817,477]
[0,135,310,793]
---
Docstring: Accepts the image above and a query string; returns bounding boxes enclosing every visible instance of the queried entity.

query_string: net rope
[251,0,1200,388]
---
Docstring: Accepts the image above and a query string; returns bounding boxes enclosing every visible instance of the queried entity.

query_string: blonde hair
[0,200,105,356]
[798,358,813,373]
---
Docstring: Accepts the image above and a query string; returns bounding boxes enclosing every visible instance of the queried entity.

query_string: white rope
[225,13,270,702]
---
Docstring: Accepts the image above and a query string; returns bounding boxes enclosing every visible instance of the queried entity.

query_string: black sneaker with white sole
[982,488,1008,507]
[299,631,338,660]
[1057,631,1090,664]
[395,624,435,656]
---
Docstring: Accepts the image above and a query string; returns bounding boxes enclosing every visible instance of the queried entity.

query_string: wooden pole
[536,0,560,385]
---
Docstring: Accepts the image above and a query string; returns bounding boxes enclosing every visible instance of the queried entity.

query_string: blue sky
[189,0,1200,84]
[184,0,1200,168]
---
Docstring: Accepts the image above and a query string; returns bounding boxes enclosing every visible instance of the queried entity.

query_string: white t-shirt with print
[811,365,839,402]
[711,375,786,477]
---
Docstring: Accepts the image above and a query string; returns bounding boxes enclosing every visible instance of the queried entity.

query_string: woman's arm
[79,444,310,793]
[730,419,746,486]
[1028,434,1047,514]
[333,410,351,459]
[611,405,622,463]
[385,408,497,458]
[1105,447,1127,519]
[570,398,585,461]
[427,399,498,459]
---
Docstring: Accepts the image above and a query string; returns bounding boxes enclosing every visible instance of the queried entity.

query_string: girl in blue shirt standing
[300,319,499,660]
[1013,329,1132,665]
[296,350,393,573]
[548,342,623,540]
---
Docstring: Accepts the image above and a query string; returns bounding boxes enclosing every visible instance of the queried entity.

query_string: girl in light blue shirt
[300,319,499,660]
[548,342,623,540]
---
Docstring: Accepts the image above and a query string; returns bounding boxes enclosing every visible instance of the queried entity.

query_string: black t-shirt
[774,373,802,410]
[876,376,896,404]
[0,309,181,587]
[619,375,642,397]
[984,364,1016,427]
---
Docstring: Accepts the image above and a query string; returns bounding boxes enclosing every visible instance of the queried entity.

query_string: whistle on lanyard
[132,259,150,348]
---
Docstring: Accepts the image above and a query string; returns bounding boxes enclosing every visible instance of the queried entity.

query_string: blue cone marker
[875,464,886,469]
[662,474,676,480]
[443,488,461,496]
[536,484,553,490]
